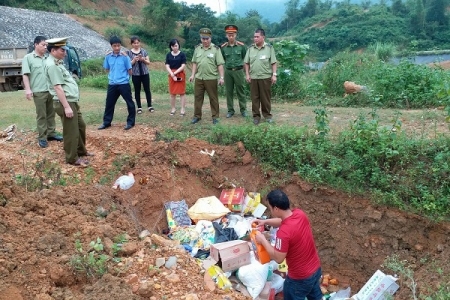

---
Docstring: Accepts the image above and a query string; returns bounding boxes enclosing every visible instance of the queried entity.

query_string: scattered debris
[112,172,135,190]
[200,149,215,156]
[1,124,16,142]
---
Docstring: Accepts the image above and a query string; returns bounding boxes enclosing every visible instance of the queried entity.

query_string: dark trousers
[194,79,219,119]
[54,102,87,164]
[283,267,323,300]
[250,78,272,120]
[103,84,136,126]
[132,74,152,108]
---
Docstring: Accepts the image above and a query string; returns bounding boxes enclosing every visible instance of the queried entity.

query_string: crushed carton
[252,203,267,218]
[205,265,232,290]
[209,240,251,272]
[243,192,261,214]
[220,188,245,212]
[352,270,399,300]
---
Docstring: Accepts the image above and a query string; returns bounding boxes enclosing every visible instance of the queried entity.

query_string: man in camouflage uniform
[189,28,225,125]
[221,25,247,118]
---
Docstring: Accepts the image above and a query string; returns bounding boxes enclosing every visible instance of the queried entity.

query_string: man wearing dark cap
[44,37,92,167]
[189,28,225,125]
[22,36,63,148]
[244,28,277,125]
[221,25,247,118]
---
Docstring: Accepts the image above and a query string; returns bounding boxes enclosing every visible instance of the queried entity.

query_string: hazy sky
[174,0,286,21]
[174,0,234,15]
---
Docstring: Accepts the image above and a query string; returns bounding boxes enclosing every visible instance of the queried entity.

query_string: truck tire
[0,84,5,92]
[3,79,16,91]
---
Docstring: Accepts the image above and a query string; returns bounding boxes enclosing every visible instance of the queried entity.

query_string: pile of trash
[112,177,400,300]
[163,188,282,299]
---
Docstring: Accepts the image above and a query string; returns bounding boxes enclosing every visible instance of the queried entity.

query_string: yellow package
[207,265,232,290]
[278,259,288,273]
[243,192,261,214]
[165,208,176,229]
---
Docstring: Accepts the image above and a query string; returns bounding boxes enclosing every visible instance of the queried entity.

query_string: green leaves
[70,238,109,278]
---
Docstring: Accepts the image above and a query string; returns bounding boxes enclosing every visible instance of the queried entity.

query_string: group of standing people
[188,25,278,125]
[21,25,278,165]
[22,36,92,166]
[22,34,322,299]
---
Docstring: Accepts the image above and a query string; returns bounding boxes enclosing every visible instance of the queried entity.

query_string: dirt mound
[0,126,449,299]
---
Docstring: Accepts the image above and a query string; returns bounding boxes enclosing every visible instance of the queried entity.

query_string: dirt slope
[0,125,449,299]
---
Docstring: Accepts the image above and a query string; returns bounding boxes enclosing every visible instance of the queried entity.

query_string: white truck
[0,47,27,92]
[0,45,82,92]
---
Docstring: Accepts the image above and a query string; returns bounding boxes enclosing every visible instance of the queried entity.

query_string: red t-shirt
[274,208,321,279]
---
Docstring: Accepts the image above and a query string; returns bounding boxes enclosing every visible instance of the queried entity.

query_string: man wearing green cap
[221,25,247,118]
[244,28,277,125]
[189,28,225,125]
[45,37,92,167]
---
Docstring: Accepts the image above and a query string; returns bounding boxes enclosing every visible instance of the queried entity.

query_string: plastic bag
[112,172,135,190]
[236,252,269,299]
[188,196,230,222]
[164,199,191,228]
[330,287,351,300]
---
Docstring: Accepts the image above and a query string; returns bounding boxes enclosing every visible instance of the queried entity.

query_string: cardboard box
[252,203,267,218]
[209,240,251,272]
[220,188,245,212]
[243,192,261,214]
[353,270,399,300]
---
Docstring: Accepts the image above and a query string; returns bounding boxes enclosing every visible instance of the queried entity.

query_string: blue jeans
[283,267,322,300]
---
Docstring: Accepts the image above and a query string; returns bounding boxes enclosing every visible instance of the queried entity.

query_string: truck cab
[64,44,82,80]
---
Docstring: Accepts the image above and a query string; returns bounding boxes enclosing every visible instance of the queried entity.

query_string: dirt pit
[0,124,449,299]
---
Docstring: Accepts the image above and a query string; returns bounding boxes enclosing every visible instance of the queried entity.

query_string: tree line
[4,0,450,60]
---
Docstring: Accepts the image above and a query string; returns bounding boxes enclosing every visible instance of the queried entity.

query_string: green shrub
[81,58,105,77]
[69,238,109,278]
[194,109,450,219]
[367,42,397,62]
[104,27,125,40]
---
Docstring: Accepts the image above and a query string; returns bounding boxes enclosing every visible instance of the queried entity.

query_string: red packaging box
[219,188,245,212]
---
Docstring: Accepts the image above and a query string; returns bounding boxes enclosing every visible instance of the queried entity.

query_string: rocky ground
[0,6,111,59]
[0,124,449,300]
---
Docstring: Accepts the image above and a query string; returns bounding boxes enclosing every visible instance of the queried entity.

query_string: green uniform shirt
[221,42,246,69]
[244,42,277,79]
[21,51,49,93]
[45,54,79,102]
[192,43,225,80]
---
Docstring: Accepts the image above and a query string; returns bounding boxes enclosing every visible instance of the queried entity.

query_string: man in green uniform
[244,28,278,125]
[221,25,247,118]
[22,36,63,148]
[189,28,225,125]
[44,37,92,167]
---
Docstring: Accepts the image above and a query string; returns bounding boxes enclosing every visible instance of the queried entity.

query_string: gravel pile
[0,6,111,60]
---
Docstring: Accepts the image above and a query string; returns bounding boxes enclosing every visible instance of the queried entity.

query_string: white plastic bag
[112,172,135,190]
[236,252,269,299]
[330,287,351,300]
[270,273,284,294]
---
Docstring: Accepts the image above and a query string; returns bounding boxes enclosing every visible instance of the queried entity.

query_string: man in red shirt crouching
[255,189,322,300]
